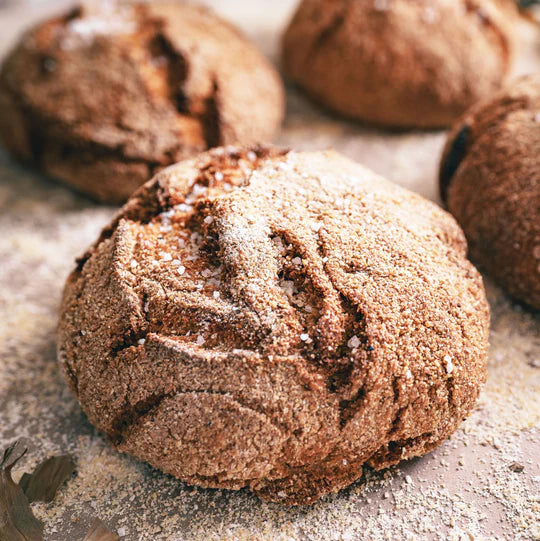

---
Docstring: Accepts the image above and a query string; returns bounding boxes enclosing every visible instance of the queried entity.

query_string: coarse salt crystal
[196,335,205,345]
[138,338,145,345]
[177,265,186,276]
[214,172,224,181]
[175,203,193,213]
[213,291,220,299]
[191,184,207,196]
[300,333,310,341]
[159,252,172,262]
[310,222,322,233]
[348,335,361,349]
[272,237,285,253]
[247,150,257,162]
[444,354,454,374]
[117,528,126,537]
[204,216,213,224]
[280,280,295,297]
[292,257,302,266]
[160,209,175,219]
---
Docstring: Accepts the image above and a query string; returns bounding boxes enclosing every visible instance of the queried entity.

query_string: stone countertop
[0,2,538,540]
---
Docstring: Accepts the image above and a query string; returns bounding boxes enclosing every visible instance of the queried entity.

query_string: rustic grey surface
[0,2,539,540]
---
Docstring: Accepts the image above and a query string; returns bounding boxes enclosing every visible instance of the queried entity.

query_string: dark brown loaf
[440,74,540,310]
[282,0,514,129]
[0,2,285,203]
[58,146,490,504]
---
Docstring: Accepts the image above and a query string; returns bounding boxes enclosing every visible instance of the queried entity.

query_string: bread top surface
[440,74,540,308]
[282,0,514,127]
[0,2,284,166]
[59,146,489,451]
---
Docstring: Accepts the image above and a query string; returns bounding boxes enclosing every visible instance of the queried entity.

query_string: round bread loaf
[0,2,284,203]
[58,146,489,504]
[440,74,540,310]
[282,0,514,128]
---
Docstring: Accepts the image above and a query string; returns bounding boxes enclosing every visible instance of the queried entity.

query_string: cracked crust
[282,0,514,129]
[440,74,540,310]
[0,2,285,203]
[57,145,490,504]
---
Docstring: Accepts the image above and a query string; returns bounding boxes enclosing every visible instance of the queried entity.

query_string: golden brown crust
[0,2,285,203]
[282,0,514,129]
[440,74,540,310]
[58,146,489,504]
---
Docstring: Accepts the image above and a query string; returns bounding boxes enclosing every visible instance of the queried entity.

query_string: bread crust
[282,0,514,129]
[58,146,489,504]
[0,2,285,203]
[440,74,540,310]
